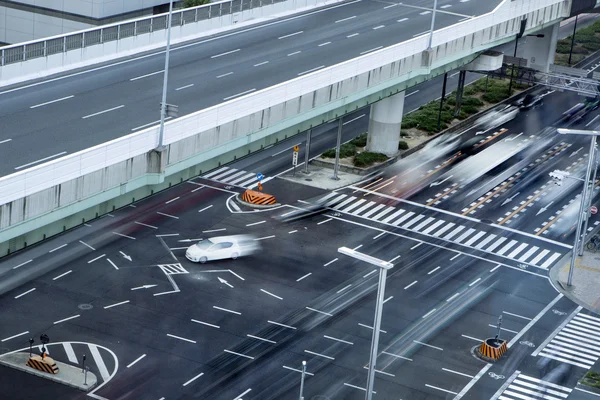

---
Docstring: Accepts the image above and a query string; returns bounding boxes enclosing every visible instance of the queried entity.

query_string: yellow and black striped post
[478,338,508,360]
[26,354,59,374]
[242,189,276,205]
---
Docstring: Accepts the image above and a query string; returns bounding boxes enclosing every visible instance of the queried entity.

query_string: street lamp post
[298,360,307,400]
[557,128,600,286]
[427,0,438,50]
[157,0,174,150]
[338,247,394,400]
[580,148,598,255]
[568,15,578,65]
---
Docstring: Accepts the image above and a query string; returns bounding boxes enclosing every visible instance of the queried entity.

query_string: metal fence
[0,0,289,66]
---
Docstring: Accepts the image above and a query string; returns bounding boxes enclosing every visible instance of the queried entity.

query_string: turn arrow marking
[218,277,233,288]
[501,192,520,206]
[536,200,554,216]
[119,251,132,261]
[430,176,453,187]
[570,147,583,158]
[178,238,203,243]
[131,284,158,291]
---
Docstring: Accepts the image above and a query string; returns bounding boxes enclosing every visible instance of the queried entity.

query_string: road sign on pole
[591,205,598,215]
[292,150,299,176]
[256,173,264,181]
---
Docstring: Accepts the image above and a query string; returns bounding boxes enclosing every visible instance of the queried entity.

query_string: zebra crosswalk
[497,373,572,400]
[537,312,600,369]
[159,263,188,275]
[317,191,566,270]
[202,166,270,189]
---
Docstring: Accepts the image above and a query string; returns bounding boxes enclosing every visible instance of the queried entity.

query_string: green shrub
[354,152,388,167]
[400,130,410,137]
[184,0,210,6]
[322,143,357,158]
[398,140,409,150]
[462,97,484,107]
[350,133,367,147]
[462,105,479,115]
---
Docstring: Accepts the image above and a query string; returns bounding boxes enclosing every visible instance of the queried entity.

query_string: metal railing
[0,0,288,66]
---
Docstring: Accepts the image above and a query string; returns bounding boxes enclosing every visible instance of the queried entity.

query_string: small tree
[184,0,210,7]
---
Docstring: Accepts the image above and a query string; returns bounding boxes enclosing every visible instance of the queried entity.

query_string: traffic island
[474,338,508,362]
[0,352,98,391]
[235,189,280,208]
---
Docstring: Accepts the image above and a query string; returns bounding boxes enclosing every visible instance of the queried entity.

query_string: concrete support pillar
[366,91,405,156]
[521,22,559,73]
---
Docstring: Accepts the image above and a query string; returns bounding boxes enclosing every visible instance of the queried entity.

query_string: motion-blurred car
[274,201,330,222]
[516,93,543,110]
[476,105,519,129]
[185,235,260,263]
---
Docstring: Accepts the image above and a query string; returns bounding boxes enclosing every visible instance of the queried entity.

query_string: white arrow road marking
[430,176,452,187]
[501,192,521,206]
[536,200,554,216]
[119,251,132,261]
[218,277,233,288]
[570,147,583,157]
[131,284,158,291]
[178,238,203,243]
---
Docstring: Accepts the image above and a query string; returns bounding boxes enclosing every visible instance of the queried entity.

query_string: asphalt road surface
[0,0,502,175]
[1,70,600,399]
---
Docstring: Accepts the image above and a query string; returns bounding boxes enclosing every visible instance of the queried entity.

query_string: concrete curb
[0,352,97,391]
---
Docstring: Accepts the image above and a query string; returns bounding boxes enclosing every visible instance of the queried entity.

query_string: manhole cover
[78,303,93,310]
[305,178,313,181]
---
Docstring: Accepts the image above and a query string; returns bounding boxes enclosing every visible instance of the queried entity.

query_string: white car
[185,235,260,263]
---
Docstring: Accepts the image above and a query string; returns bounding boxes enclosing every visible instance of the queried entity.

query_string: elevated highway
[0,0,574,253]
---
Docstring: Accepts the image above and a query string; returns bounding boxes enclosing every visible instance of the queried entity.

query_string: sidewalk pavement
[550,248,600,315]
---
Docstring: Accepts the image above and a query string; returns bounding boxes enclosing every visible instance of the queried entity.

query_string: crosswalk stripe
[211,168,239,180]
[203,167,229,178]
[220,170,249,182]
[578,313,600,324]
[455,228,476,243]
[353,201,376,215]
[319,192,340,203]
[238,177,260,187]
[444,225,465,240]
[393,211,414,226]
[363,204,385,218]
[538,352,592,369]
[510,380,570,398]
[529,249,550,266]
[432,222,454,237]
[372,207,395,220]
[335,197,358,210]
[539,348,594,366]
[421,219,444,234]
[576,314,600,327]
[486,237,507,252]
[564,324,600,339]
[63,343,78,364]
[475,233,496,249]
[413,217,435,232]
[381,209,405,223]
[507,243,529,259]
[497,239,518,256]
[325,194,348,207]
[552,337,600,356]
[518,246,539,262]
[557,332,600,350]
[342,199,366,213]
[546,343,598,361]
[463,231,485,246]
[402,214,425,229]
[227,172,256,185]
[540,252,562,269]
[517,374,572,392]
[551,338,600,357]
[89,344,110,381]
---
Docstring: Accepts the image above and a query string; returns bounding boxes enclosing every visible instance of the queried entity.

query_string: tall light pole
[338,247,394,400]
[557,128,600,286]
[427,0,438,50]
[157,0,174,151]
[568,15,578,65]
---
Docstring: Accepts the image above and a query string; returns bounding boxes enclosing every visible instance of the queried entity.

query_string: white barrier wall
[0,0,569,232]
[0,0,347,87]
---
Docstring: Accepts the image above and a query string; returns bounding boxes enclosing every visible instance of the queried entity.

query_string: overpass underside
[0,0,569,255]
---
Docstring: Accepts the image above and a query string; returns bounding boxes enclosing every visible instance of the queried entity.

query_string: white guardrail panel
[0,0,567,206]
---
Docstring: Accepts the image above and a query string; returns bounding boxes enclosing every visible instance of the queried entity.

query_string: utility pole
[157,0,174,150]
[568,15,578,65]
